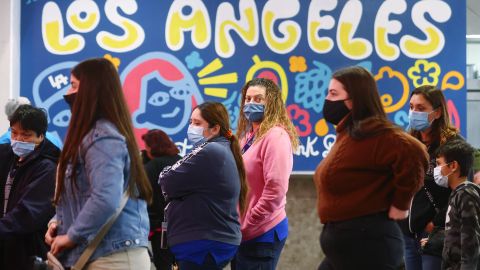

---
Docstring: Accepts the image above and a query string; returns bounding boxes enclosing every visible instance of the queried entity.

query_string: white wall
[0,0,20,132]
[467,43,480,78]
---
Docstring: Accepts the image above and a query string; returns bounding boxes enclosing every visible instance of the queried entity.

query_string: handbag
[421,226,445,257]
[420,186,445,257]
[47,251,65,270]
[46,192,129,270]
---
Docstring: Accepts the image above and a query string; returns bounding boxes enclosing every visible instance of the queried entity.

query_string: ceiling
[467,0,480,36]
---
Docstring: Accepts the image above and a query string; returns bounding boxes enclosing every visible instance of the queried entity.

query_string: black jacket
[144,154,182,231]
[0,139,60,270]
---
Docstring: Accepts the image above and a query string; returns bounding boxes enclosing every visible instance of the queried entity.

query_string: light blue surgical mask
[433,163,453,188]
[408,110,435,131]
[187,125,205,146]
[11,139,36,158]
[243,103,265,122]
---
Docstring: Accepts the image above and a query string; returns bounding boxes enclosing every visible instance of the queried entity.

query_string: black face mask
[63,92,77,109]
[322,99,350,125]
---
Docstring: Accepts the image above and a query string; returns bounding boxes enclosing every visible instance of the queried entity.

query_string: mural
[21,0,466,172]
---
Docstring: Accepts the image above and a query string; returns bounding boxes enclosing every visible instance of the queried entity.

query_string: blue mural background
[20,0,466,172]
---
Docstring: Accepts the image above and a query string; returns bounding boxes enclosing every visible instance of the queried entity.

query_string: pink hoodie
[240,126,293,241]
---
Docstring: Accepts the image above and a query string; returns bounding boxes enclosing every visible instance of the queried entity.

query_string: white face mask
[187,125,205,145]
[433,163,453,188]
[11,139,36,158]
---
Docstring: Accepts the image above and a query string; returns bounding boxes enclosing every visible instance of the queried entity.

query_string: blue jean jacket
[54,119,149,267]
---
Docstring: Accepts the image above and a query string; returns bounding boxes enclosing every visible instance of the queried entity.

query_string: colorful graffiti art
[21,0,466,172]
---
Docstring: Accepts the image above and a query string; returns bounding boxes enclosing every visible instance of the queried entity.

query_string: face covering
[11,139,36,158]
[243,103,265,122]
[408,110,434,131]
[433,163,452,188]
[187,125,205,145]
[63,92,77,109]
[322,99,350,125]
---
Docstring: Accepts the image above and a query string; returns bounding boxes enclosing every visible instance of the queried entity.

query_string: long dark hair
[196,101,248,217]
[409,85,458,145]
[54,58,152,204]
[332,66,400,139]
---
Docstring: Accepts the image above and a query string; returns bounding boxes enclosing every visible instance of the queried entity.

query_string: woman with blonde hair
[45,58,152,269]
[232,78,299,270]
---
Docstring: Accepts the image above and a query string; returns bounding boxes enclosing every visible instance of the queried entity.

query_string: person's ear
[433,107,442,120]
[449,160,460,173]
[211,124,221,136]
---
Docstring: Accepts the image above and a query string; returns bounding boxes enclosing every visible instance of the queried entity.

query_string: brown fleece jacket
[314,117,429,223]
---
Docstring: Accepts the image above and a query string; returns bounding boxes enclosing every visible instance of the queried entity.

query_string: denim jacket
[54,119,149,267]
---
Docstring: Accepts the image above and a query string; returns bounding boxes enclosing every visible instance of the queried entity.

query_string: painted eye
[148,91,170,106]
[169,87,191,100]
[52,110,71,127]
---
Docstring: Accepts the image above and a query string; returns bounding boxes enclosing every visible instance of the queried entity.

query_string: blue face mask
[187,125,205,145]
[408,110,434,131]
[11,139,36,158]
[243,103,265,122]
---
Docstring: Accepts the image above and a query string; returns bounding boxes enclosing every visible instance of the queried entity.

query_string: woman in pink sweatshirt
[232,78,299,270]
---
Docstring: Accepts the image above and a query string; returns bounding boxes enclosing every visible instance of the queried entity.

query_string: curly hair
[236,78,299,150]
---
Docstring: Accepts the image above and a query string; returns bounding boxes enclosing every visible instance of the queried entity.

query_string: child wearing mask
[434,140,480,270]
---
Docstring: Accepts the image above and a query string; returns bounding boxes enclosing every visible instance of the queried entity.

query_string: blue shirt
[0,129,63,149]
[247,218,288,243]
[171,240,238,265]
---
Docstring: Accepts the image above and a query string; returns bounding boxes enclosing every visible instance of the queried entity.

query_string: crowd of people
[0,59,479,270]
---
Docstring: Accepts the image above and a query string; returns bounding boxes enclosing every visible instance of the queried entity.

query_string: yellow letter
[66,0,100,33]
[262,0,301,54]
[307,0,337,54]
[400,0,451,58]
[337,0,372,60]
[97,0,145,53]
[374,0,406,61]
[215,0,259,58]
[165,0,211,51]
[42,1,84,55]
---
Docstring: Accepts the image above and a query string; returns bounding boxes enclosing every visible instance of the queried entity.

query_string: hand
[388,205,409,220]
[420,237,429,247]
[50,235,76,256]
[45,222,57,246]
[425,221,434,233]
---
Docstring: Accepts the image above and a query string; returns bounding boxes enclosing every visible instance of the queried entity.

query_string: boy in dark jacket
[0,104,60,270]
[435,140,480,270]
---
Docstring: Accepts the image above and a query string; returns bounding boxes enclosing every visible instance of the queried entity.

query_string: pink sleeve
[245,127,293,226]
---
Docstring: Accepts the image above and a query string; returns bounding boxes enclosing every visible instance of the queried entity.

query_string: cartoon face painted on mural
[32,61,78,143]
[121,52,203,147]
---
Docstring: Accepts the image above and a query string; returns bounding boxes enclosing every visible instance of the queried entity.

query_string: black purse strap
[423,186,441,214]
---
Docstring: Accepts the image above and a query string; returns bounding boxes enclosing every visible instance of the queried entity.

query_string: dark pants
[403,232,442,270]
[403,232,423,270]
[318,212,404,270]
[150,233,175,270]
[178,254,229,270]
[231,235,286,270]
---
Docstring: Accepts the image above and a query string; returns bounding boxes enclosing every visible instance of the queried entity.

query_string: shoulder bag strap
[423,186,440,214]
[71,191,129,270]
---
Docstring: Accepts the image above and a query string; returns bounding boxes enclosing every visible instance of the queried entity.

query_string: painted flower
[289,56,307,73]
[407,60,441,88]
[104,54,121,70]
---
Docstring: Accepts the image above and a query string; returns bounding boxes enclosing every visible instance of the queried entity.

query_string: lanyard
[241,132,255,154]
